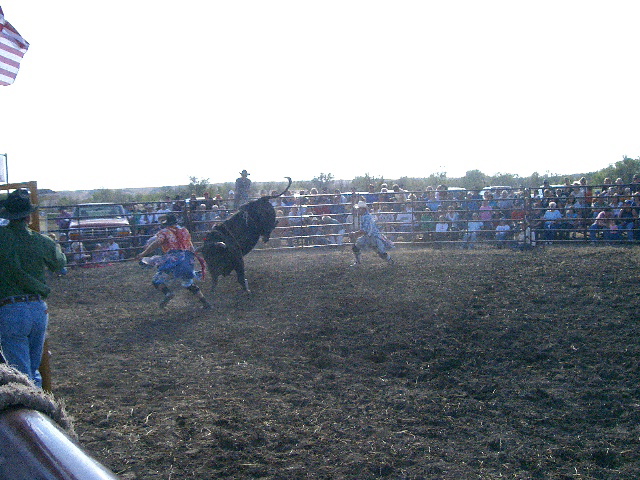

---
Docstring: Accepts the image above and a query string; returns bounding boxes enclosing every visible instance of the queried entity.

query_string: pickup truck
[68,203,133,255]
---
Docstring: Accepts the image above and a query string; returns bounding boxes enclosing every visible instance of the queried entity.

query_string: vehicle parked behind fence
[67,203,133,255]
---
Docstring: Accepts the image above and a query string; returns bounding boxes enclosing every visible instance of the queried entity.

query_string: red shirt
[311,204,330,216]
[511,209,526,221]
[155,226,194,253]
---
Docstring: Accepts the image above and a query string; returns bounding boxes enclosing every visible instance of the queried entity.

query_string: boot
[350,246,361,266]
[378,252,393,265]
[155,284,174,308]
[199,297,212,310]
[159,290,174,308]
[188,285,212,310]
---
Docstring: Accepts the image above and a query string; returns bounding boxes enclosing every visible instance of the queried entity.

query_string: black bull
[199,177,292,298]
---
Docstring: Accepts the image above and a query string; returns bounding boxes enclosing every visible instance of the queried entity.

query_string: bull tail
[266,177,292,200]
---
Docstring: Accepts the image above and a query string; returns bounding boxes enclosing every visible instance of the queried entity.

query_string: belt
[0,295,43,308]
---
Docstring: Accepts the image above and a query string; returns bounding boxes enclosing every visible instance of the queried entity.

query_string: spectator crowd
[48,174,640,265]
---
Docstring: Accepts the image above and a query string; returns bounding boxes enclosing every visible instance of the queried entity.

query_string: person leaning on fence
[513,221,536,250]
[445,205,462,235]
[66,241,90,265]
[542,201,563,243]
[433,215,450,247]
[329,193,348,223]
[138,204,158,241]
[497,190,514,218]
[0,189,67,387]
[107,238,122,261]
[55,207,72,245]
[155,202,172,218]
[394,203,414,241]
[462,212,483,249]
[364,184,379,204]
[286,205,306,246]
[589,209,615,244]
[510,198,526,224]
[349,201,394,266]
[495,218,512,248]
[375,203,395,234]
[135,214,211,309]
[617,200,638,242]
[321,215,345,245]
[479,199,494,237]
[462,190,481,219]
[561,207,580,239]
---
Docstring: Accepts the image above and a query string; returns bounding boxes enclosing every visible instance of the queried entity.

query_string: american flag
[0,7,29,86]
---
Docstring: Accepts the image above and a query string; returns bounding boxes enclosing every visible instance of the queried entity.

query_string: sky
[2,1,640,192]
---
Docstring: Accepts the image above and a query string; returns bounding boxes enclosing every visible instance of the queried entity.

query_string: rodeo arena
[4,4,640,477]
[2,174,640,478]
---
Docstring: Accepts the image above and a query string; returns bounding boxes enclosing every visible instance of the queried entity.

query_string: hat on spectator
[240,170,250,176]
[355,201,367,209]
[549,202,557,208]
[0,189,37,220]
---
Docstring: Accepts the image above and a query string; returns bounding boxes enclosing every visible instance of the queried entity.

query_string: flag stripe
[0,69,18,86]
[0,69,17,86]
[0,43,25,66]
[0,7,29,86]
[0,59,18,74]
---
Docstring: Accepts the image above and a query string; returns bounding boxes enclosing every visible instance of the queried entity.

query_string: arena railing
[37,183,640,265]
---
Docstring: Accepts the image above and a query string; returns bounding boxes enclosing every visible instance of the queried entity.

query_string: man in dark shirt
[234,169,252,209]
[0,189,67,386]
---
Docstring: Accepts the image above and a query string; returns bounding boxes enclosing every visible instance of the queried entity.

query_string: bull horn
[267,177,292,199]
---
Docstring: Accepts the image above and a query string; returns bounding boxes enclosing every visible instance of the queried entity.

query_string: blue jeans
[153,250,196,287]
[544,224,560,241]
[462,231,477,249]
[589,224,613,242]
[622,221,635,241]
[0,300,48,387]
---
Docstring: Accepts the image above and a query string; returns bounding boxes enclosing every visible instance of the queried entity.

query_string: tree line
[49,156,640,206]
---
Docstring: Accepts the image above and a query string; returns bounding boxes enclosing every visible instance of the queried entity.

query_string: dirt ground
[45,245,640,479]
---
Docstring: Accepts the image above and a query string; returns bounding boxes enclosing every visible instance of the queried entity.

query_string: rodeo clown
[135,214,211,309]
[350,201,395,266]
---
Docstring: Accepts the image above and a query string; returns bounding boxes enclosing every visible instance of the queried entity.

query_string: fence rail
[30,183,640,266]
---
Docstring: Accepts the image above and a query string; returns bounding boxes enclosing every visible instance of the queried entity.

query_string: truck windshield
[75,205,124,218]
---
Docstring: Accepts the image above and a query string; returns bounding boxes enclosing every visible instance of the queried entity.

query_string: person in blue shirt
[542,201,563,243]
[349,201,394,266]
